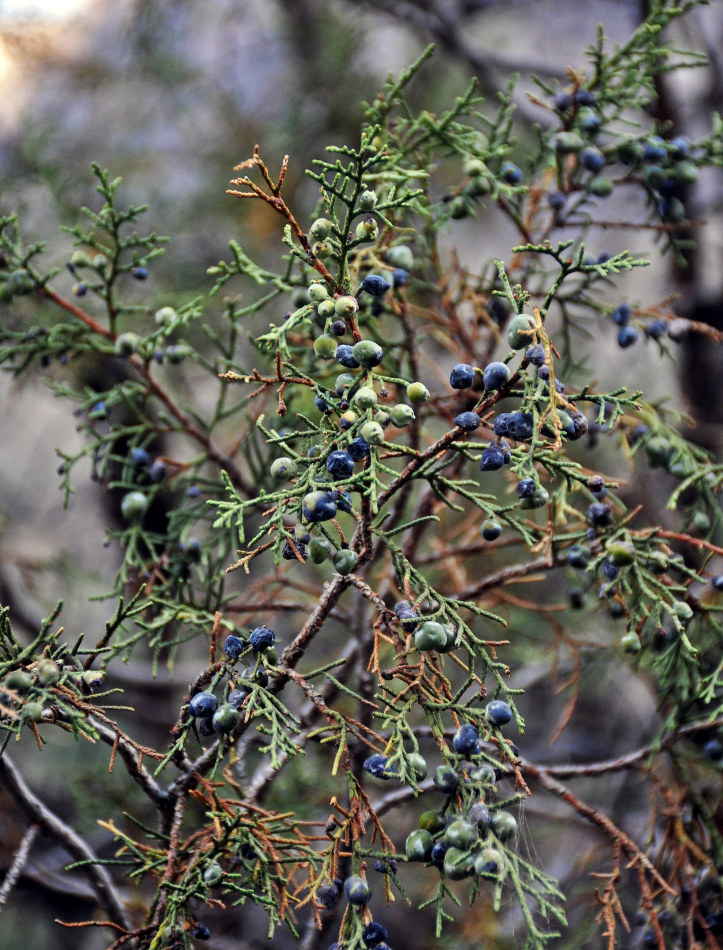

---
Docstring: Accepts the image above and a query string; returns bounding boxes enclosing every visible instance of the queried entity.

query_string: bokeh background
[0,1,721,948]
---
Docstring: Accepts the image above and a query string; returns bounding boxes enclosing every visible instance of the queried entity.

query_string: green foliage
[0,3,722,949]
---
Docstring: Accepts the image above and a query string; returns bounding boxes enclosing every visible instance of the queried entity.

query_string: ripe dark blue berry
[612,304,631,326]
[228,689,248,710]
[326,450,355,479]
[131,447,149,467]
[500,161,523,185]
[516,478,535,498]
[191,923,210,939]
[469,802,491,829]
[644,136,667,162]
[567,544,591,569]
[525,343,546,365]
[547,190,566,210]
[602,559,620,580]
[554,92,573,112]
[150,459,167,483]
[363,754,390,779]
[704,739,723,762]
[493,413,511,436]
[588,502,613,527]
[362,274,391,297]
[249,626,275,651]
[537,365,565,393]
[373,858,398,874]
[302,491,337,523]
[449,363,476,389]
[348,437,371,461]
[646,319,667,339]
[335,344,360,369]
[132,266,149,280]
[317,883,341,909]
[482,361,510,390]
[480,448,505,471]
[486,700,513,727]
[712,575,723,591]
[362,922,388,946]
[331,489,353,513]
[617,326,638,348]
[506,412,534,441]
[344,876,371,905]
[481,518,502,541]
[429,839,451,868]
[189,692,217,717]
[223,635,245,660]
[394,600,418,631]
[580,147,606,172]
[392,268,408,287]
[314,394,333,413]
[454,411,480,431]
[453,723,480,755]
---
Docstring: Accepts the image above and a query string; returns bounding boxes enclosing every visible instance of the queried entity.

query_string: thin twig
[0,823,39,911]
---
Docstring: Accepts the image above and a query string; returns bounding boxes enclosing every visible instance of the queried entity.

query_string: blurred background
[0,1,721,948]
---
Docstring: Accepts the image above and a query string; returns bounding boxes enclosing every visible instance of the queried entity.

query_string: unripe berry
[313,335,338,360]
[507,314,536,350]
[270,457,297,481]
[406,381,430,404]
[310,218,332,241]
[360,420,385,445]
[385,245,414,270]
[352,386,378,410]
[352,339,384,368]
[121,491,148,520]
[389,404,415,427]
[358,189,377,211]
[308,282,329,302]
[114,332,140,357]
[154,306,176,325]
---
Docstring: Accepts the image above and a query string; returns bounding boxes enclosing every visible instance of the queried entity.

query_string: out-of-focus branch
[0,756,133,939]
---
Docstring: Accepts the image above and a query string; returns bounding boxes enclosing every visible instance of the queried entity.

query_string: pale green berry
[334,296,359,318]
[360,420,385,445]
[154,306,176,325]
[359,189,377,211]
[355,218,378,241]
[309,218,332,241]
[406,381,430,404]
[507,314,536,350]
[389,404,415,427]
[317,299,336,319]
[312,241,334,259]
[385,245,414,270]
[313,335,338,360]
[114,332,140,357]
[352,387,378,410]
[121,491,148,520]
[308,282,330,303]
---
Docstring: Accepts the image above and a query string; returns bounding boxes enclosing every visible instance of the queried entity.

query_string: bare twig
[0,823,39,911]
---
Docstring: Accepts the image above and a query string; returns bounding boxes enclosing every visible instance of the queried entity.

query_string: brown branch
[531,717,723,778]
[524,759,676,897]
[229,145,335,286]
[36,285,253,496]
[0,755,133,938]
